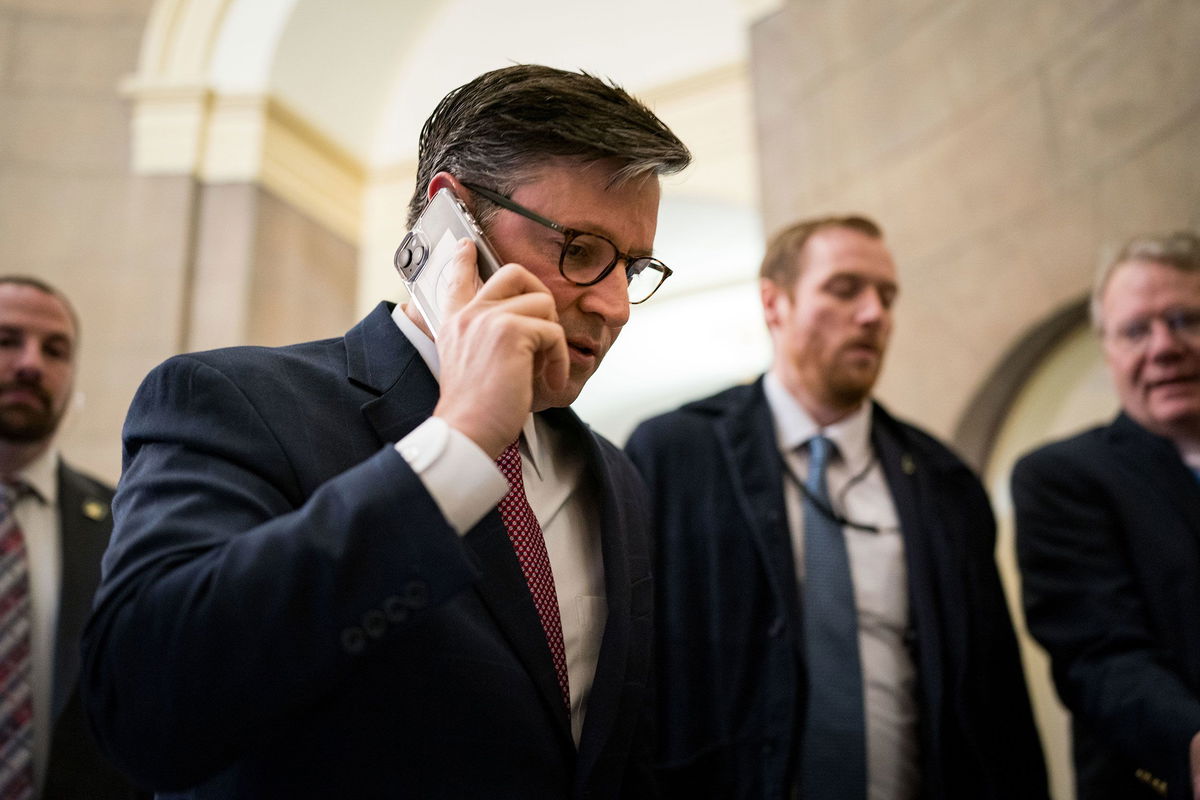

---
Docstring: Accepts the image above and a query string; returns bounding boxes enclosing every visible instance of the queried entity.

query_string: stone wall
[0,0,358,482]
[1,0,163,481]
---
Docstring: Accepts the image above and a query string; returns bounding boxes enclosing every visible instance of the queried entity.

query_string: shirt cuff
[395,417,509,535]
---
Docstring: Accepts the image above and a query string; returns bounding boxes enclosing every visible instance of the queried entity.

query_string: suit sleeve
[1013,446,1200,787]
[81,355,481,790]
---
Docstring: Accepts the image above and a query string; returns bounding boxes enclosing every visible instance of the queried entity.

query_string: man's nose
[856,288,887,324]
[1146,318,1187,358]
[13,340,46,379]
[579,264,632,327]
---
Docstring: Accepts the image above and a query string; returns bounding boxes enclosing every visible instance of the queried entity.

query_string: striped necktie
[0,482,34,800]
[799,435,867,800]
[495,441,571,713]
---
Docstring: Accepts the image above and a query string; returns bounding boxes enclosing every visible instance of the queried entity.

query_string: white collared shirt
[390,305,606,745]
[763,371,920,800]
[9,446,61,793]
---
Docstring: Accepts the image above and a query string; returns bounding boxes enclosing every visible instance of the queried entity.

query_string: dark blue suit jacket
[1014,413,1200,800]
[81,303,655,798]
[42,461,147,798]
[626,379,1047,799]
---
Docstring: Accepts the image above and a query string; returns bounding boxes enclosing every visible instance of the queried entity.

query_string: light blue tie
[800,435,867,800]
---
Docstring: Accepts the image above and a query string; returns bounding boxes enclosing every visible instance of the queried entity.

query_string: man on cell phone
[81,65,689,798]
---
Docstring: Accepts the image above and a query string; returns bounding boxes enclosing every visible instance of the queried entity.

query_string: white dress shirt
[10,447,62,793]
[390,306,606,745]
[763,371,920,800]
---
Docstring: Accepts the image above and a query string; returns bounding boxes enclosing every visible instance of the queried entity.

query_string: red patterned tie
[0,484,34,800]
[495,441,571,712]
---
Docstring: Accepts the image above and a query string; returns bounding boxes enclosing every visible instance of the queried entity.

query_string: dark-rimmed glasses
[460,181,672,304]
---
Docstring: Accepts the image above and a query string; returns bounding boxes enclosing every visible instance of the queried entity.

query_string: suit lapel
[572,413,635,771]
[462,511,575,742]
[1109,413,1200,544]
[713,382,800,635]
[347,304,573,741]
[870,408,950,787]
[54,462,113,722]
[350,303,441,445]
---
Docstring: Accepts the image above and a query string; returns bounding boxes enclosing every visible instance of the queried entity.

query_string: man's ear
[427,172,466,201]
[761,278,788,331]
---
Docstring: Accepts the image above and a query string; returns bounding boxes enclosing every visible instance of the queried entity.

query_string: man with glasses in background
[82,65,689,798]
[1014,231,1200,800]
[626,215,1048,799]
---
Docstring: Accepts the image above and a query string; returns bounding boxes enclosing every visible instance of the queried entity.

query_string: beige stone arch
[134,0,239,82]
[958,296,1119,800]
[125,0,363,241]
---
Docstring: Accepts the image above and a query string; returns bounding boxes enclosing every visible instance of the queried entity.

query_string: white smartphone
[394,188,503,337]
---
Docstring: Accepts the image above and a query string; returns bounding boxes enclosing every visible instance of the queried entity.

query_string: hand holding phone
[398,186,568,456]
[394,188,503,338]
[429,250,569,457]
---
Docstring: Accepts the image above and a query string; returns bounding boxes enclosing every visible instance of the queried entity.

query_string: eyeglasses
[1106,308,1200,351]
[460,181,672,304]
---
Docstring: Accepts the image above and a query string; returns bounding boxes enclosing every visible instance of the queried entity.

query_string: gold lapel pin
[82,499,109,521]
[901,454,916,475]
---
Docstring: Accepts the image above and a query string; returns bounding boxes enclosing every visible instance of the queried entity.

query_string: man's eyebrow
[557,218,655,258]
[0,324,74,343]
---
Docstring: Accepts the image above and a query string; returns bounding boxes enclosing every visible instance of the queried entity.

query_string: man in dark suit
[81,65,689,798]
[0,276,143,798]
[1014,231,1200,800]
[626,216,1048,799]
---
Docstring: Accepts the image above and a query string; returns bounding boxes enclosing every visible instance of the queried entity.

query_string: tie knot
[808,435,835,470]
[0,480,24,510]
[805,435,838,497]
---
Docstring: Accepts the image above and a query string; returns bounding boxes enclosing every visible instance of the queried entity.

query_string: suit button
[341,626,366,655]
[404,580,429,608]
[363,609,387,638]
[383,595,410,623]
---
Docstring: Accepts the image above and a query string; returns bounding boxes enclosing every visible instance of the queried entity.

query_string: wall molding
[123,82,364,242]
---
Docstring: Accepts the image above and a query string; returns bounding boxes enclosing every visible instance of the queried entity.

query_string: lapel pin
[901,454,916,475]
[83,499,110,521]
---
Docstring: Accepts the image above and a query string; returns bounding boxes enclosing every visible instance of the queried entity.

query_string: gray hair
[1091,231,1200,329]
[406,64,691,228]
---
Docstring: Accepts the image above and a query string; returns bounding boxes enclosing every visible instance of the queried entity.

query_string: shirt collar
[391,302,542,475]
[763,370,874,473]
[392,303,440,378]
[12,446,57,506]
[522,415,546,480]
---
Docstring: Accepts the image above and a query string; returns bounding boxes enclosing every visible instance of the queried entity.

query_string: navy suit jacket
[41,461,146,798]
[81,303,655,798]
[1014,413,1200,800]
[626,379,1047,799]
